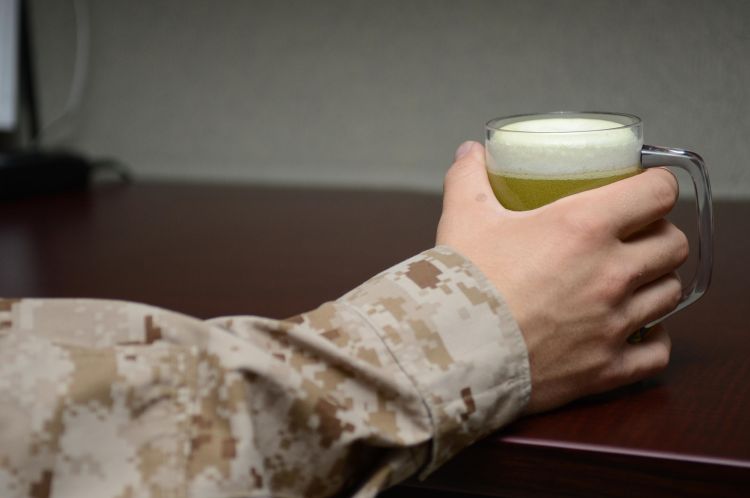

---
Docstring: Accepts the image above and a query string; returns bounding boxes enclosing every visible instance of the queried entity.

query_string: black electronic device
[1,0,130,201]
[0,149,93,199]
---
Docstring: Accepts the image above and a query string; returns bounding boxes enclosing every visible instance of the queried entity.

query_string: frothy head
[486,116,642,179]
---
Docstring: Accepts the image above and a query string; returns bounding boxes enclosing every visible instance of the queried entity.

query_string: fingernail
[454,141,474,160]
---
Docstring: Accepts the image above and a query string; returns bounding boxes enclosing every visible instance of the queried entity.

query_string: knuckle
[673,228,690,265]
[605,310,631,337]
[652,171,680,214]
[444,158,477,185]
[560,209,611,240]
[627,341,671,379]
[654,340,672,370]
[649,276,682,322]
[600,266,631,303]
[668,274,683,308]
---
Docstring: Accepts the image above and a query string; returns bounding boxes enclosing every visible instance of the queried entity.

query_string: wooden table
[1,183,748,497]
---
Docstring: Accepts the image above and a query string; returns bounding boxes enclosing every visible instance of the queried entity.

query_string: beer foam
[487,118,642,178]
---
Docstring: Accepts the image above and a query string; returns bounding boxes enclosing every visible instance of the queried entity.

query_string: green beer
[485,115,643,211]
[488,167,640,211]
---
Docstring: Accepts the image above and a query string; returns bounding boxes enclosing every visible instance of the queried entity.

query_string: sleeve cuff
[338,245,531,476]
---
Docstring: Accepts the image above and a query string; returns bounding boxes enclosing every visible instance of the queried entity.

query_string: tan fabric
[0,246,530,498]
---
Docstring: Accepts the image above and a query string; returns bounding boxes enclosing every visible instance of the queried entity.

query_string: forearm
[0,247,530,498]
[207,246,531,495]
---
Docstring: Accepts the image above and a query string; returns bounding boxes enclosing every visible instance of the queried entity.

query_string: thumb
[443,141,497,210]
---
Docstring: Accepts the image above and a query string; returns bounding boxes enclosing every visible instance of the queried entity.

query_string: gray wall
[33,0,750,197]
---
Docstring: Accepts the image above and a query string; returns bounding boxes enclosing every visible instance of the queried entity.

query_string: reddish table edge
[499,436,750,469]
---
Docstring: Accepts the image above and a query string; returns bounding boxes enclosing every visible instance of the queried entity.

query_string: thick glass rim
[485,111,642,133]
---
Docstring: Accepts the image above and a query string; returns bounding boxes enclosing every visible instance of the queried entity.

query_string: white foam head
[486,117,642,178]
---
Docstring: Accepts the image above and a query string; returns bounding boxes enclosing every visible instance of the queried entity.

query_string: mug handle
[630,145,714,340]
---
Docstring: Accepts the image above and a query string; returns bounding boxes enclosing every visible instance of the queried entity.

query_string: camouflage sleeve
[0,246,530,498]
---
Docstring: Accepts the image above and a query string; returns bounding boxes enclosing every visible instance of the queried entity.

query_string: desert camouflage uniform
[0,246,531,498]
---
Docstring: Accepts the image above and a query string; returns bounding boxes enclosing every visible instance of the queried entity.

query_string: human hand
[436,141,687,414]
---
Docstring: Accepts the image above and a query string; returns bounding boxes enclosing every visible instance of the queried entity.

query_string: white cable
[40,0,89,144]
[0,0,20,132]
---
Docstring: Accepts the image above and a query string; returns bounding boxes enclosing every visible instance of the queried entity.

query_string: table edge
[500,435,750,469]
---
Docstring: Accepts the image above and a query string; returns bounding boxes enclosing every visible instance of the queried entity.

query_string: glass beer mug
[485,111,713,335]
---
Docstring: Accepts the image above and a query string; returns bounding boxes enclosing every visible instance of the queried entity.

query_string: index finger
[571,168,679,239]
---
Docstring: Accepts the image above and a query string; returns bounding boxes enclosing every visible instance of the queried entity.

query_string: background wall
[32,0,750,197]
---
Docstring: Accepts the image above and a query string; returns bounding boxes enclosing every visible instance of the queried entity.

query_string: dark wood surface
[1,183,749,497]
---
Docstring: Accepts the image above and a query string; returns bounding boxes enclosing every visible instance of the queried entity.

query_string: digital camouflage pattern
[0,246,530,498]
